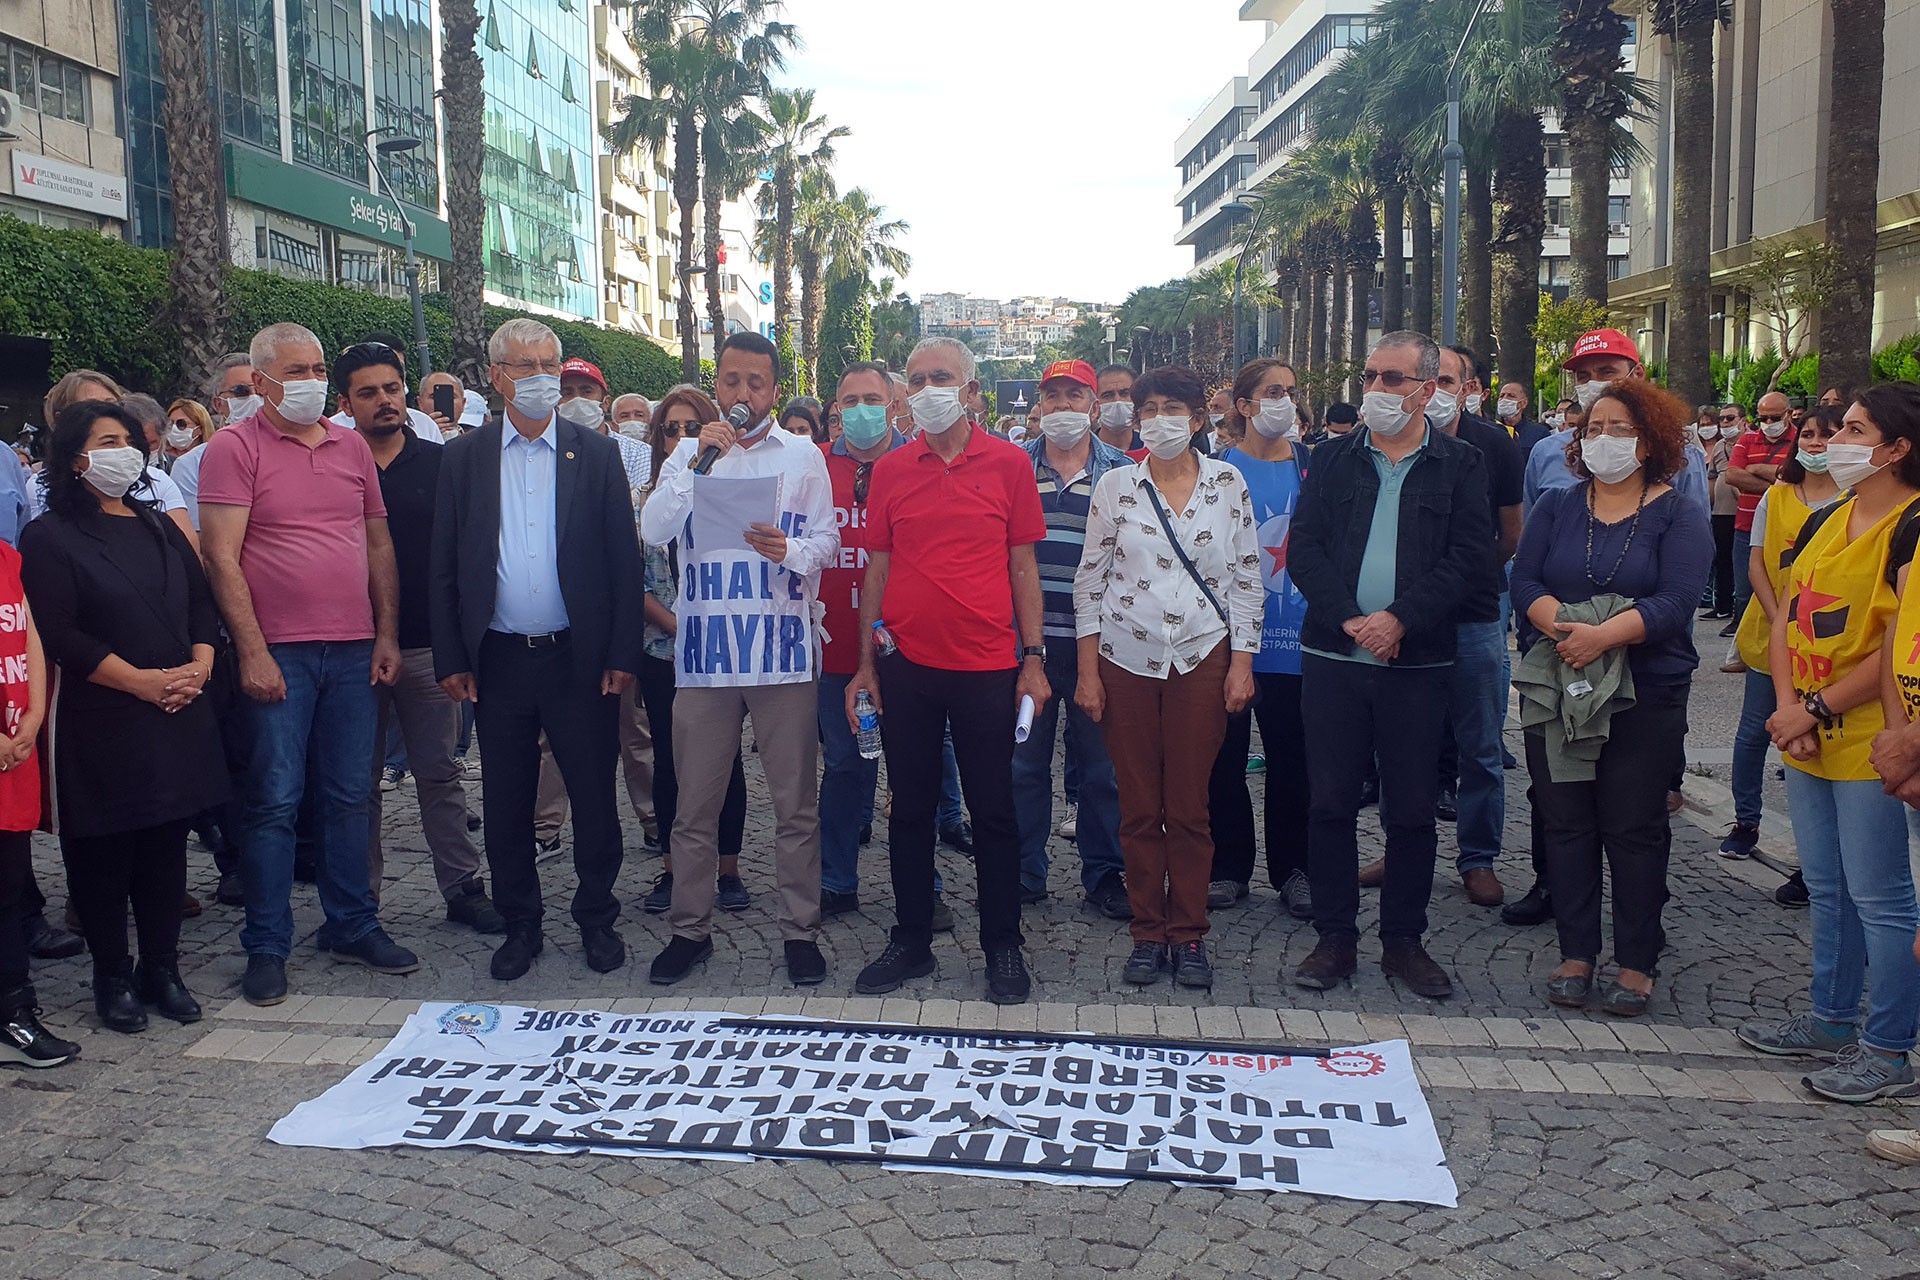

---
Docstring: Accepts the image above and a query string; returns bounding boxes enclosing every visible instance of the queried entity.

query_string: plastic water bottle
[855,691,883,760]
[871,620,899,658]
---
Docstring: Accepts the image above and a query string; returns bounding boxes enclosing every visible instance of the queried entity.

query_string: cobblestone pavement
[3,616,1918,1278]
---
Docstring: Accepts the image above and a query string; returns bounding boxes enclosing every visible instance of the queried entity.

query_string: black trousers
[1302,655,1449,942]
[62,820,190,977]
[878,654,1022,951]
[1210,671,1310,888]
[0,830,31,990]
[475,631,624,933]
[1527,682,1687,974]
[1710,513,1736,612]
[637,655,746,864]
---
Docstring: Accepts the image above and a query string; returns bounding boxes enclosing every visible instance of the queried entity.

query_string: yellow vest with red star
[1735,482,1818,673]
[1783,496,1914,781]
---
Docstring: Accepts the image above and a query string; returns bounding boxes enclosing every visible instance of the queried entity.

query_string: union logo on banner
[437,1004,501,1036]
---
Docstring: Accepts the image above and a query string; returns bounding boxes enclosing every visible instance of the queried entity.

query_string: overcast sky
[778,0,1252,306]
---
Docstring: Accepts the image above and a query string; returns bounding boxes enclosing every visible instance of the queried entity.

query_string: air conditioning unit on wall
[0,88,22,140]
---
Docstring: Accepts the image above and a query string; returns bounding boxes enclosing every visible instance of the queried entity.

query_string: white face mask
[1465,393,1483,415]
[1250,397,1297,440]
[1360,388,1418,438]
[1544,413,1565,430]
[222,394,263,424]
[265,375,328,426]
[1038,410,1091,449]
[557,397,605,429]
[508,373,563,419]
[1824,442,1885,489]
[908,385,967,435]
[618,422,650,442]
[82,446,147,499]
[164,424,197,451]
[1573,380,1607,412]
[1097,402,1132,431]
[1208,413,1226,428]
[1425,388,1460,426]
[1759,420,1788,441]
[1496,399,1521,423]
[1140,415,1191,460]
[1581,434,1643,485]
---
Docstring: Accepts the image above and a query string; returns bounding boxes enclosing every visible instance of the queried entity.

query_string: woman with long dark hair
[636,386,751,915]
[19,402,227,1033]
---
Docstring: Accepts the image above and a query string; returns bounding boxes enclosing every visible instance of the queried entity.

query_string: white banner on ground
[268,1004,1457,1206]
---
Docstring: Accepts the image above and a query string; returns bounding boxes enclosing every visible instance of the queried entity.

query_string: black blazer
[430,417,643,687]
[18,505,229,837]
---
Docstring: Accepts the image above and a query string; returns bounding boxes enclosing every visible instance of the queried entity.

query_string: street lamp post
[1441,0,1500,347]
[365,130,431,376]
[1224,191,1271,373]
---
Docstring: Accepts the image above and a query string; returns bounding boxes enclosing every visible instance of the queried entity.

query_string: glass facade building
[479,0,599,318]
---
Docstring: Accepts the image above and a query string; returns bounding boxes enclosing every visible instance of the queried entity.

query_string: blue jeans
[1732,667,1775,827]
[1011,646,1124,896]
[239,640,382,959]
[1450,606,1509,871]
[1731,528,1754,622]
[818,673,881,895]
[1786,769,1920,1053]
[938,732,963,830]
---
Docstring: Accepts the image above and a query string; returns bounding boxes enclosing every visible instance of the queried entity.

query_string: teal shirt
[1305,429,1447,668]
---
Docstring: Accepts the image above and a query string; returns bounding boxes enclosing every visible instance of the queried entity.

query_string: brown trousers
[1098,644,1229,945]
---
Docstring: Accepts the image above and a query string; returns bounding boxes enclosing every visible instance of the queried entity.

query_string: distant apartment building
[1,1,127,237]
[591,0,679,345]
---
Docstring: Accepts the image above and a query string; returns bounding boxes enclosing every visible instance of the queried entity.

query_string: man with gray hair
[199,322,416,1006]
[1285,330,1493,1001]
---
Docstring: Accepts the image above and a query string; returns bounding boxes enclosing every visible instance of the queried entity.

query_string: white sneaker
[1868,1129,1920,1165]
[458,756,482,782]
[1057,802,1078,840]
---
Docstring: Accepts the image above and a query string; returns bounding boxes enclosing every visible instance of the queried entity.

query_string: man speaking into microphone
[640,333,839,986]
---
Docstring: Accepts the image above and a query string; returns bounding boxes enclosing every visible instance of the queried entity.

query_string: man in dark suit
[429,319,643,981]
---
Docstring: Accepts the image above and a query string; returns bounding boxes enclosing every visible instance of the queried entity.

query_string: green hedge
[0,216,682,402]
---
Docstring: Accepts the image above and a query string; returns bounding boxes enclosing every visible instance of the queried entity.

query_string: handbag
[1141,480,1228,626]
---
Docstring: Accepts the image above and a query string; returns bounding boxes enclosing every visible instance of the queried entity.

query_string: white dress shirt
[1074,457,1263,678]
[491,416,570,636]
[641,421,839,688]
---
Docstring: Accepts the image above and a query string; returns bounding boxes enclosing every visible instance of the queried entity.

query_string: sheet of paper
[688,474,783,553]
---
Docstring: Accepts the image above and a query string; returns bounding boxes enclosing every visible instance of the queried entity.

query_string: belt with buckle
[510,629,569,648]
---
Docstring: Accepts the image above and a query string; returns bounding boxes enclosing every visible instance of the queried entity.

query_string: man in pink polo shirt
[199,323,416,1007]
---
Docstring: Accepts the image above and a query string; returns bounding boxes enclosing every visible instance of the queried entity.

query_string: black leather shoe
[938,821,975,854]
[490,930,543,981]
[24,916,85,961]
[580,925,627,974]
[1122,942,1168,985]
[134,962,202,1024]
[93,974,148,1034]
[1294,935,1358,990]
[215,872,245,907]
[1435,786,1459,823]
[643,872,674,915]
[1546,970,1593,1008]
[1359,777,1380,808]
[821,889,860,916]
[985,946,1031,1005]
[446,881,507,934]
[649,935,712,985]
[929,896,955,933]
[1086,870,1133,921]
[1600,980,1652,1017]
[1172,940,1214,990]
[1501,882,1552,926]
[242,954,287,1006]
[855,940,936,994]
[785,940,827,986]
[1382,938,1453,999]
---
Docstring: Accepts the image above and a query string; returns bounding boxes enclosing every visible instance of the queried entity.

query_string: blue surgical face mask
[840,403,890,448]
[509,373,562,419]
[1796,447,1830,475]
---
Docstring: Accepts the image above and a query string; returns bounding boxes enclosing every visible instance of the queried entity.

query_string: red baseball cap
[1039,359,1097,391]
[1566,328,1640,368]
[560,357,607,390]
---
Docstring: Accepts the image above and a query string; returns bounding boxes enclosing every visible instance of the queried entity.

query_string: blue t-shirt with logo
[1221,447,1307,675]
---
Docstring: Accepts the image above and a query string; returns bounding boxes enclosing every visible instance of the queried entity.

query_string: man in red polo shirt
[846,336,1049,1004]
[1723,389,1796,641]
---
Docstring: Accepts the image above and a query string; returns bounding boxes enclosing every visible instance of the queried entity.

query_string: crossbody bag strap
[1141,480,1229,626]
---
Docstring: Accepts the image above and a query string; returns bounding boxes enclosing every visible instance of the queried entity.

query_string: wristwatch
[1020,645,1046,662]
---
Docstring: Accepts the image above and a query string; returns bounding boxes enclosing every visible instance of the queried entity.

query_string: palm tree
[1821,0,1886,390]
[1555,0,1632,305]
[812,187,909,394]
[1408,178,1435,334]
[777,168,840,394]
[700,93,769,360]
[759,88,848,361]
[1653,0,1725,407]
[154,0,227,393]
[438,0,487,382]
[1491,105,1547,387]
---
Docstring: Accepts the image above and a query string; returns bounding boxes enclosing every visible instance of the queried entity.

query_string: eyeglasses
[660,420,694,438]
[168,419,194,431]
[223,384,251,399]
[1360,369,1422,390]
[1582,424,1641,440]
[1756,414,1787,425]
[854,461,874,505]
[499,358,563,377]
[1718,414,1740,423]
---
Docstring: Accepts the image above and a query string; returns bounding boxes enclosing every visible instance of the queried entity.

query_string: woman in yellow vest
[1722,407,1842,886]
[1739,384,1920,1103]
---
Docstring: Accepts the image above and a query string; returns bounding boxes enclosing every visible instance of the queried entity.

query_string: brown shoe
[1461,867,1504,906]
[1720,659,1748,674]
[1382,938,1453,999]
[180,893,203,919]
[1358,857,1387,888]
[1293,934,1358,991]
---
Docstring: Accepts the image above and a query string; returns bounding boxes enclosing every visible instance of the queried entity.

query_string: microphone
[692,402,756,475]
